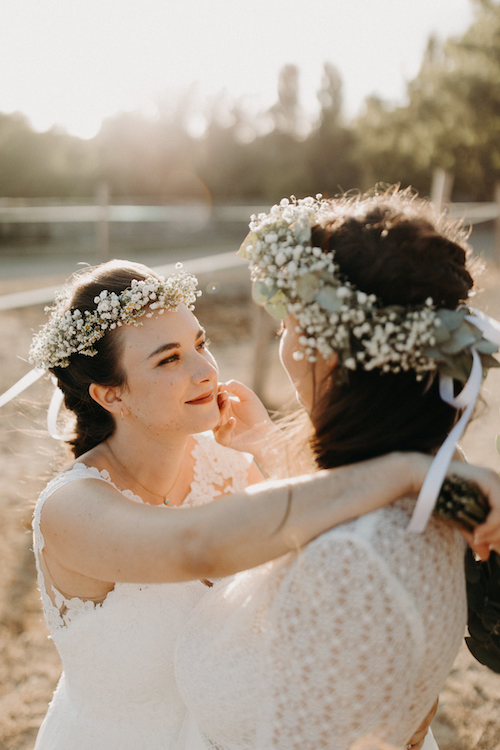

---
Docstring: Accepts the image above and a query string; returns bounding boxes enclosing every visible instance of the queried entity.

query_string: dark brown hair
[50,260,160,458]
[308,189,475,470]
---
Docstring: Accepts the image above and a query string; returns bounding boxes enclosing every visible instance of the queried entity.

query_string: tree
[354,0,500,199]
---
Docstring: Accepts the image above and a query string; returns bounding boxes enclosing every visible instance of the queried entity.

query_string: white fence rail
[0,203,269,223]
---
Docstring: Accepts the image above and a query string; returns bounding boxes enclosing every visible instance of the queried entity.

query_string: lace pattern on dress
[32,432,252,632]
[181,432,252,507]
[175,498,467,750]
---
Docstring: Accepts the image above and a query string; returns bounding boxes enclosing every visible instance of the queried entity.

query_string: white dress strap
[32,464,129,631]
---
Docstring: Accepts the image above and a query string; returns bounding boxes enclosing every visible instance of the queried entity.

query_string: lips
[185,391,214,405]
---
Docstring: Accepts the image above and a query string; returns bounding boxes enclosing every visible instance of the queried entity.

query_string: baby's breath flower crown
[238,196,500,380]
[29,266,201,370]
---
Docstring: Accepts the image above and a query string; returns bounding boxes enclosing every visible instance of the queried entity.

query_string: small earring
[120,409,124,421]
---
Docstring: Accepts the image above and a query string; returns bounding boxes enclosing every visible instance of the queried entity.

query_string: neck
[104,427,190,505]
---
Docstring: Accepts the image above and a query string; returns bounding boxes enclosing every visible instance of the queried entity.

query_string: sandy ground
[1,262,500,750]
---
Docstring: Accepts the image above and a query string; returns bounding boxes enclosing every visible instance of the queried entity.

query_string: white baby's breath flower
[29,271,200,370]
[238,194,497,378]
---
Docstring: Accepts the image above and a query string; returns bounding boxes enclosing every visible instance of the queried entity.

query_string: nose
[192,349,218,383]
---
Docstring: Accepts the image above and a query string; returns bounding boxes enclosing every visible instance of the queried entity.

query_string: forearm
[186,451,430,579]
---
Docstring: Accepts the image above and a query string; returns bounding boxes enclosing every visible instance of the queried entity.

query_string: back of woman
[175,497,465,749]
[175,189,480,749]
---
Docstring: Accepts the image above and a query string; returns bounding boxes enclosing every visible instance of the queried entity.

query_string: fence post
[430,168,454,210]
[96,182,110,261]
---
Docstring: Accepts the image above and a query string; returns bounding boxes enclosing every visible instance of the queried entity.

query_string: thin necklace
[105,440,183,505]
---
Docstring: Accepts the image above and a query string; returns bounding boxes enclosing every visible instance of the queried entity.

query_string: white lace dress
[32,432,252,750]
[175,497,466,750]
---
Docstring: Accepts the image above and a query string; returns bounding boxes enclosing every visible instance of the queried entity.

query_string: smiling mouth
[186,392,214,405]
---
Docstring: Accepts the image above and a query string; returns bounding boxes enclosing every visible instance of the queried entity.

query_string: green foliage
[2,3,500,203]
[354,0,500,199]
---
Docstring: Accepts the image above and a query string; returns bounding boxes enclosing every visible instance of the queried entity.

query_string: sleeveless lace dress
[32,432,252,750]
[175,497,466,750]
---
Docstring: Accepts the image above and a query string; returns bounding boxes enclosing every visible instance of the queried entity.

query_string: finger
[474,515,500,546]
[217,390,229,410]
[213,418,236,447]
[468,539,491,561]
[218,379,254,400]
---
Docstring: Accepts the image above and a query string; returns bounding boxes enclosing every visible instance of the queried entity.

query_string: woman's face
[116,304,220,439]
[279,316,334,411]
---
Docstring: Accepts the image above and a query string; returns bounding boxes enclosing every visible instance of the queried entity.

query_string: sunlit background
[2,6,500,749]
[0,0,473,139]
[0,0,498,291]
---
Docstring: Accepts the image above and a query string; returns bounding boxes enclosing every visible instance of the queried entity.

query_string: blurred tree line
[0,0,499,203]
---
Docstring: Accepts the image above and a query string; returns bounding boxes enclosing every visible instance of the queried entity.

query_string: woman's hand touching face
[214,380,275,454]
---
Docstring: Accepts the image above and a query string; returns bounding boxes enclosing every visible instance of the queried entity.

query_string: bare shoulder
[41,474,125,536]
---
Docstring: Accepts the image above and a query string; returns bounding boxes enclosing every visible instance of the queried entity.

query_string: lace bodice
[175,497,467,750]
[32,432,252,750]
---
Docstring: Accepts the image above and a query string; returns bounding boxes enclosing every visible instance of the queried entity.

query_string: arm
[42,453,500,586]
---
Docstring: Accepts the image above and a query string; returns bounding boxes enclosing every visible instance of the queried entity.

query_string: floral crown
[29,265,201,370]
[238,195,500,381]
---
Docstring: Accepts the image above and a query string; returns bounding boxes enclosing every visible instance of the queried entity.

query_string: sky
[0,0,476,140]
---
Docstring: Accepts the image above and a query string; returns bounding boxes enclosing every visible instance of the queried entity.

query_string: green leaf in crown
[295,272,320,302]
[237,231,259,260]
[314,286,345,313]
[251,280,278,305]
[264,289,288,319]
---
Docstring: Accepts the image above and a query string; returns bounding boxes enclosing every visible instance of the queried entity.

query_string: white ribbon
[47,380,65,440]
[0,367,64,440]
[407,308,500,533]
[0,367,45,407]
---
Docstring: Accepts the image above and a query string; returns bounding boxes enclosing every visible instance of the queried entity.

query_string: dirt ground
[1,263,500,750]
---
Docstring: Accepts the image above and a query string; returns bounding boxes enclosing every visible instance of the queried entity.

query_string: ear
[89,383,127,417]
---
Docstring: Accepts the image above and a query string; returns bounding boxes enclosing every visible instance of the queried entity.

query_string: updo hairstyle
[50,260,161,458]
[309,191,475,470]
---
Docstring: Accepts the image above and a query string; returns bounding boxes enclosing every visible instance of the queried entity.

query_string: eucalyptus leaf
[295,272,320,302]
[475,339,500,355]
[315,286,344,313]
[436,308,469,331]
[264,289,288,319]
[480,353,500,369]
[252,280,277,305]
[437,351,472,381]
[440,321,480,354]
[432,320,452,344]
[237,231,258,259]
[421,346,442,359]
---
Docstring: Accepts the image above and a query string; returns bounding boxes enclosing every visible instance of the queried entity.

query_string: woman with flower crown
[18,255,487,750]
[172,188,500,750]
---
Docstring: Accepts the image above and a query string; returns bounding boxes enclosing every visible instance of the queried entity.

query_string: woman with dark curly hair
[174,189,500,750]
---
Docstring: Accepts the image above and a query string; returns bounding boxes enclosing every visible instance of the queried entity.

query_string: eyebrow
[147,328,205,360]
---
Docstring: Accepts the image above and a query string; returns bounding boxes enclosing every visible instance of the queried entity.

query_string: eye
[157,353,179,366]
[197,336,211,351]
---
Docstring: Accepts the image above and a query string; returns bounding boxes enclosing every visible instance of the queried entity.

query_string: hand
[213,380,276,456]
[405,698,438,750]
[447,461,500,559]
